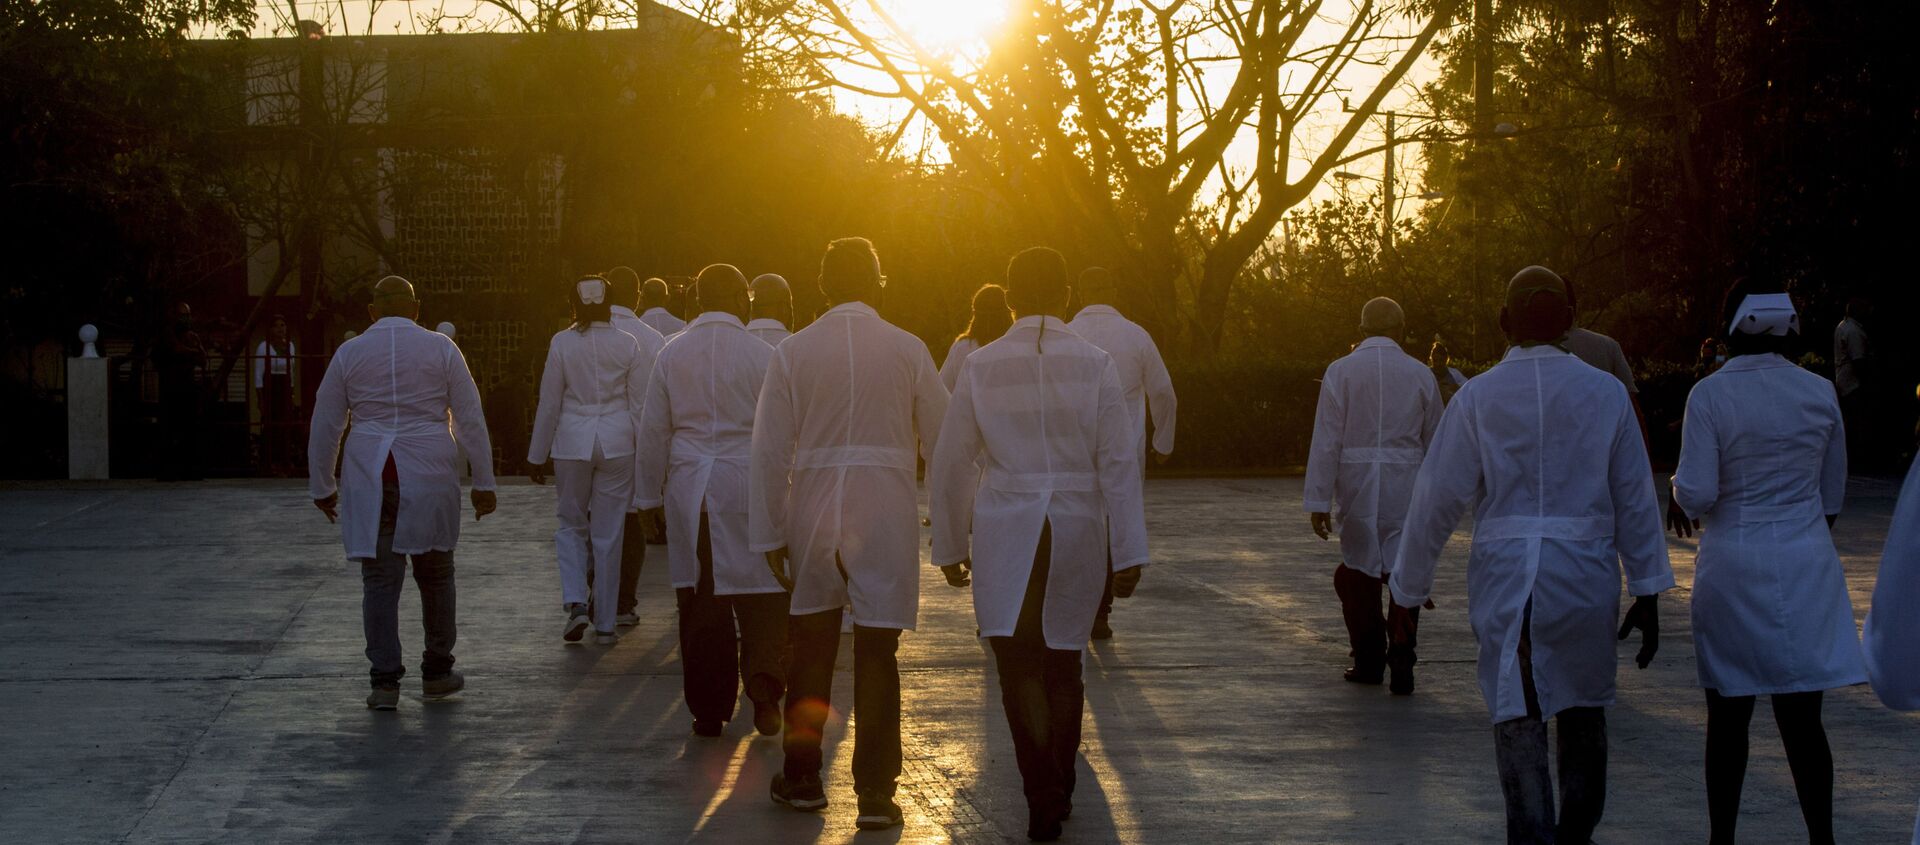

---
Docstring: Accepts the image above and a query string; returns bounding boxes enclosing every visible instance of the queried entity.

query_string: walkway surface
[1,477,1915,844]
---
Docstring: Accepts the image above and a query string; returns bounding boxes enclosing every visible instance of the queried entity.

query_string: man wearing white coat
[309,276,497,711]
[1864,457,1920,842]
[750,237,947,829]
[605,266,667,629]
[1389,266,1672,845]
[1066,266,1176,640]
[528,276,648,645]
[930,247,1147,843]
[747,273,795,346]
[635,264,789,739]
[1304,296,1442,694]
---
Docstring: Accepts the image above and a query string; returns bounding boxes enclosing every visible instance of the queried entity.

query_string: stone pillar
[67,356,111,479]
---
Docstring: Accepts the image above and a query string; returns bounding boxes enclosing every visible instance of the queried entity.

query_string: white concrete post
[68,326,110,479]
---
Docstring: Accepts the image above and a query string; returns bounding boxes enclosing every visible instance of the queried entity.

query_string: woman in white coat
[938,284,1012,393]
[1669,283,1864,845]
[529,276,648,645]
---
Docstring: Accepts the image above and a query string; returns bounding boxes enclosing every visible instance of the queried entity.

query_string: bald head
[1502,265,1573,345]
[369,275,419,321]
[750,273,793,325]
[1360,296,1405,337]
[640,277,670,310]
[606,266,641,308]
[697,264,751,321]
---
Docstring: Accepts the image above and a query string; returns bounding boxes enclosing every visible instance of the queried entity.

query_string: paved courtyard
[1,476,1915,843]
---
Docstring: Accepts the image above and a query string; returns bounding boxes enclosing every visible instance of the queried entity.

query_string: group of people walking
[303,243,1916,843]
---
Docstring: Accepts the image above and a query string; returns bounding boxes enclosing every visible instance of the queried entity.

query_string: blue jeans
[359,480,457,687]
[1493,601,1607,844]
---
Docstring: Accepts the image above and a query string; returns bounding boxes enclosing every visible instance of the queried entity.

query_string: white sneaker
[615,613,640,628]
[594,629,620,645]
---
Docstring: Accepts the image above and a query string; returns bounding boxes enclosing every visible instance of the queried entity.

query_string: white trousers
[553,445,633,633]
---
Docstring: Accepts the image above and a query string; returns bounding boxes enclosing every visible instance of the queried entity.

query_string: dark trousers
[1705,689,1834,845]
[158,376,200,479]
[1335,565,1419,673]
[1494,601,1606,844]
[261,373,297,470]
[676,513,790,723]
[989,522,1085,815]
[783,597,902,795]
[359,480,457,687]
[586,513,648,616]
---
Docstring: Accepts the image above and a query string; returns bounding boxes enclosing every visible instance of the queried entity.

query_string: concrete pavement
[1,477,1915,843]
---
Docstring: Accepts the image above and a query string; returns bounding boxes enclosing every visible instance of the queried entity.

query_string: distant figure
[747,273,795,346]
[939,284,1012,393]
[254,314,300,475]
[1833,296,1873,467]
[307,276,497,710]
[928,247,1147,842]
[1304,297,1442,694]
[636,264,788,739]
[528,276,648,646]
[154,301,206,481]
[1695,337,1728,381]
[1390,265,1672,844]
[1863,458,1920,840]
[750,237,947,829]
[1067,266,1177,641]
[1670,282,1860,845]
[1561,281,1651,451]
[1428,339,1468,404]
[605,266,668,628]
[639,277,688,336]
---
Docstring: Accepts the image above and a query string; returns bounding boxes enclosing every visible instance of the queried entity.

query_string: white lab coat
[1866,459,1920,714]
[1391,345,1674,723]
[1068,305,1177,458]
[252,339,294,389]
[528,324,647,465]
[939,337,980,394]
[929,316,1148,650]
[641,307,687,337]
[308,317,497,560]
[636,312,782,596]
[746,318,791,347]
[1303,337,1443,576]
[1671,353,1865,696]
[749,302,948,628]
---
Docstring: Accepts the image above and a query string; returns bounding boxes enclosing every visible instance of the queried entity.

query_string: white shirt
[253,339,295,388]
[749,301,948,627]
[939,337,980,394]
[1068,305,1177,457]
[1391,345,1673,723]
[929,316,1148,650]
[1303,336,1443,576]
[528,324,647,464]
[1833,316,1868,397]
[1866,458,1920,711]
[635,312,782,595]
[746,318,791,347]
[307,317,496,559]
[640,307,687,337]
[1671,353,1864,696]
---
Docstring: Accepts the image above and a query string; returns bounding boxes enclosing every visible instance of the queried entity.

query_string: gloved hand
[1666,499,1697,538]
[1617,594,1659,669]
[1111,566,1143,598]
[1310,512,1333,540]
[941,560,972,588]
[764,547,794,592]
[1387,601,1419,649]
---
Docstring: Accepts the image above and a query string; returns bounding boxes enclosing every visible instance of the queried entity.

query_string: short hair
[1005,247,1070,314]
[819,237,881,302]
[1504,265,1571,343]
[695,264,749,311]
[640,277,670,307]
[1360,296,1405,331]
[606,266,641,305]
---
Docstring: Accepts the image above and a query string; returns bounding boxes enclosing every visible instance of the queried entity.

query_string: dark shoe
[692,719,724,737]
[366,685,399,711]
[423,671,465,700]
[1090,615,1113,641]
[855,792,904,830]
[1343,665,1384,685]
[751,696,782,736]
[562,606,589,642]
[1027,805,1064,841]
[1389,660,1415,696]
[771,773,828,812]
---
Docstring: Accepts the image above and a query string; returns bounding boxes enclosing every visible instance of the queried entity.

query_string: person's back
[1067,303,1177,457]
[960,322,1124,497]
[655,313,772,475]
[770,303,935,481]
[530,324,643,461]
[1685,356,1841,515]
[335,320,471,436]
[1563,326,1637,393]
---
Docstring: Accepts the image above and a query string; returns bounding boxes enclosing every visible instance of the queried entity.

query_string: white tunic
[749,302,948,627]
[307,317,497,560]
[1671,353,1865,696]
[929,316,1149,650]
[1392,345,1674,723]
[1866,458,1920,710]
[640,307,687,337]
[635,313,782,596]
[746,318,791,347]
[1067,305,1177,457]
[610,306,667,385]
[939,337,980,394]
[1303,336,1443,576]
[527,324,646,464]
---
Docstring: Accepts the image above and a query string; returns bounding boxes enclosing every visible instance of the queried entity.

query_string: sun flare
[883,0,1011,48]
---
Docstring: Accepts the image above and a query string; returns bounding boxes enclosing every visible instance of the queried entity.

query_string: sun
[883,0,1010,48]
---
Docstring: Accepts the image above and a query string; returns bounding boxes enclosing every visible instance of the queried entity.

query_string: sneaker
[562,607,589,643]
[615,612,640,628]
[594,629,619,646]
[751,696,782,736]
[692,718,724,737]
[855,792,904,831]
[423,671,465,700]
[366,685,399,711]
[770,773,828,812]
[1090,615,1113,640]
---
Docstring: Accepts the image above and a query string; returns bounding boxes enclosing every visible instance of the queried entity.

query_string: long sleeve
[445,340,497,491]
[306,354,350,500]
[1820,399,1848,516]
[252,341,266,390]
[1864,460,1920,710]
[748,349,797,553]
[1096,359,1149,570]
[927,367,983,567]
[1389,398,1483,608]
[912,345,949,464]
[1302,369,1344,513]
[634,360,671,510]
[1608,399,1673,596]
[625,345,650,506]
[1670,387,1721,519]
[939,339,968,394]
[526,342,564,465]
[1141,334,1177,457]
[1421,370,1444,445]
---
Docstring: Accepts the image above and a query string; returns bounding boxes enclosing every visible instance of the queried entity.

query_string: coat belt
[1339,447,1426,464]
[794,445,915,471]
[348,419,450,438]
[671,439,751,462]
[1708,500,1822,525]
[1475,515,1613,542]
[985,469,1096,493]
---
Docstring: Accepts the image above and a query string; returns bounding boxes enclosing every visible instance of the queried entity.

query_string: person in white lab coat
[639,276,688,336]
[308,276,497,710]
[747,273,795,346]
[1864,458,1920,842]
[528,276,648,645]
[929,247,1147,842]
[1304,297,1442,694]
[602,267,667,629]
[1669,283,1863,845]
[939,283,1012,393]
[635,264,789,739]
[1389,266,1673,845]
[1067,266,1176,640]
[750,237,947,828]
